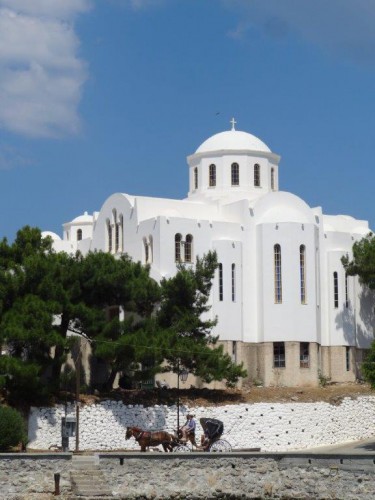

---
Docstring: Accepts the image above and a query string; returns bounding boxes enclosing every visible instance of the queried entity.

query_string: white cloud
[0,1,90,138]
[224,0,375,64]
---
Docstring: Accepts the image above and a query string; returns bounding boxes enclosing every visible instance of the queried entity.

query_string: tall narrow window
[274,244,282,303]
[345,273,349,308]
[273,342,285,368]
[254,164,261,187]
[149,235,153,264]
[77,229,82,241]
[115,223,119,253]
[219,263,223,301]
[175,233,182,262]
[107,220,112,253]
[231,263,236,302]
[300,245,306,304]
[346,346,350,371]
[194,167,198,189]
[271,168,275,190]
[119,214,124,252]
[333,272,339,308]
[300,342,310,368]
[144,238,149,264]
[209,164,216,187]
[185,234,193,263]
[231,163,239,186]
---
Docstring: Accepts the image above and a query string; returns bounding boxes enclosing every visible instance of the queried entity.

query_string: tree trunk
[50,314,70,389]
[105,367,118,391]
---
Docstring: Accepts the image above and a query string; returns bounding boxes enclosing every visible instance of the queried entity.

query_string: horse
[125,426,174,452]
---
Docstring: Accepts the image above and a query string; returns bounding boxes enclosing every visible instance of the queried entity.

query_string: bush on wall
[0,406,27,451]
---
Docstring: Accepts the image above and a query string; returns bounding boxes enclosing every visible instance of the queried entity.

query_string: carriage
[173,418,232,453]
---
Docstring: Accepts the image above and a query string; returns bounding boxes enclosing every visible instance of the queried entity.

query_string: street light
[176,362,188,432]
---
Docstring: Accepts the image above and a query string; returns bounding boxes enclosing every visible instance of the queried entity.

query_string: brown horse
[125,426,174,452]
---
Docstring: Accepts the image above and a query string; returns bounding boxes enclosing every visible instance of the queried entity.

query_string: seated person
[180,414,196,442]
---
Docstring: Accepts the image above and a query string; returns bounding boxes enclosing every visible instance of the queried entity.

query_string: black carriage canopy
[200,418,224,440]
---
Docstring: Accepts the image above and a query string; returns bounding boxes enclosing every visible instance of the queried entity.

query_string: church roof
[195,129,271,154]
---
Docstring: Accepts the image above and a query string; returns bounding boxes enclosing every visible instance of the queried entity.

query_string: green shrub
[0,406,27,452]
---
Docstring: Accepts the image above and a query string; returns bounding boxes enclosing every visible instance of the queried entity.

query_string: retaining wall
[28,396,375,452]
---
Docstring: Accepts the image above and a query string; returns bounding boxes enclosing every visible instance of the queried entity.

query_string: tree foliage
[0,406,27,451]
[342,232,375,289]
[0,226,246,404]
[157,251,247,387]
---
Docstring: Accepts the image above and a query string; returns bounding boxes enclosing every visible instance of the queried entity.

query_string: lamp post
[176,361,188,432]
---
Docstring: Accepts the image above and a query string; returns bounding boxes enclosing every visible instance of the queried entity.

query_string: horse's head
[125,427,133,440]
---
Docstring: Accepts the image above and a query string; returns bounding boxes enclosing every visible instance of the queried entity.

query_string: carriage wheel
[209,439,232,453]
[173,444,191,453]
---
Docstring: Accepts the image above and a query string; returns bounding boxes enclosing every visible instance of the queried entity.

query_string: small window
[346,346,350,371]
[194,167,198,190]
[77,229,82,241]
[231,163,239,186]
[300,245,306,304]
[119,214,124,252]
[333,272,339,308]
[231,263,236,302]
[175,233,182,262]
[219,263,223,301]
[185,234,193,263]
[148,235,153,264]
[271,168,275,190]
[274,244,282,304]
[254,164,261,187]
[209,164,216,187]
[273,342,285,368]
[300,342,309,368]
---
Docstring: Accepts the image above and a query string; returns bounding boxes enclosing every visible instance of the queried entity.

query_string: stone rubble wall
[101,456,375,500]
[28,396,375,452]
[1,455,375,499]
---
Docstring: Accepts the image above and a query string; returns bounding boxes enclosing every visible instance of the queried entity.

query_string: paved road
[300,437,375,455]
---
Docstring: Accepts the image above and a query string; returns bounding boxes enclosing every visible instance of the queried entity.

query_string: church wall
[211,239,242,341]
[257,222,318,343]
[327,250,356,346]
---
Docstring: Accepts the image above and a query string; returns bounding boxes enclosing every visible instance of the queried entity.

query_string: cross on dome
[230,117,237,131]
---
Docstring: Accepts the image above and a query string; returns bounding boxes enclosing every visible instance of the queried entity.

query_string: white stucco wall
[28,396,375,452]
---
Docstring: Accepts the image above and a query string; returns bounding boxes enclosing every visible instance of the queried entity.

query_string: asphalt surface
[301,437,375,455]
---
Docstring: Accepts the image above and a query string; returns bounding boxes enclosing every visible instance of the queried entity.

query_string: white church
[44,120,375,387]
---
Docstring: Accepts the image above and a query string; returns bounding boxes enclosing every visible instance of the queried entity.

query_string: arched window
[175,233,182,262]
[231,263,236,302]
[209,164,216,187]
[254,164,261,187]
[333,272,339,308]
[194,167,198,190]
[149,235,153,263]
[184,234,193,263]
[271,168,275,190]
[77,229,82,241]
[231,163,239,186]
[107,220,112,253]
[300,245,306,304]
[274,244,282,303]
[218,263,223,301]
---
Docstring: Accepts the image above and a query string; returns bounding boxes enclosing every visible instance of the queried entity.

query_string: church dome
[196,129,271,154]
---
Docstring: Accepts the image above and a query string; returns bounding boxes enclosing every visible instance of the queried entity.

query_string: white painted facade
[43,123,375,386]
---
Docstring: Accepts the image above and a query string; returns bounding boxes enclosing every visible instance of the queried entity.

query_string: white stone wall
[28,396,375,452]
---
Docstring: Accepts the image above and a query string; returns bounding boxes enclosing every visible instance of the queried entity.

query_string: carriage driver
[180,414,196,442]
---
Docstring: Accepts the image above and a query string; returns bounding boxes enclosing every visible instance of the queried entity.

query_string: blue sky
[1,0,375,240]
